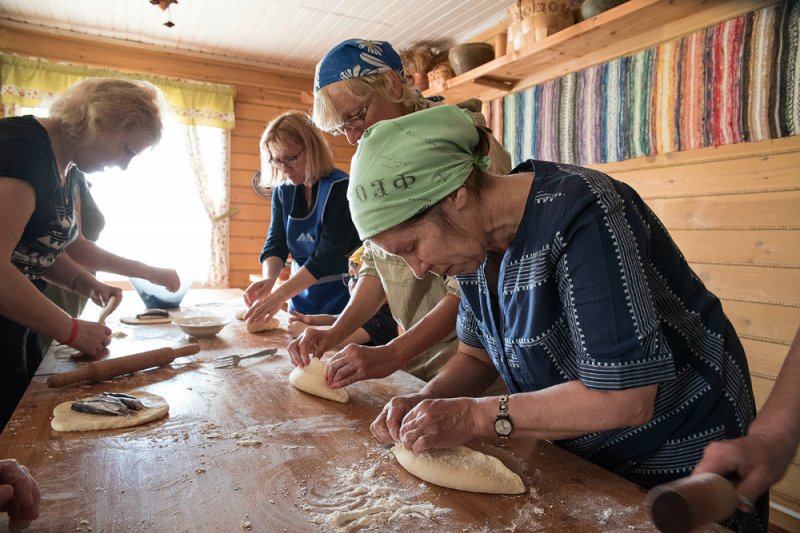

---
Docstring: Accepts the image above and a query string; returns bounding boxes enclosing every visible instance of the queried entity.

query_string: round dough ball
[288,358,348,403]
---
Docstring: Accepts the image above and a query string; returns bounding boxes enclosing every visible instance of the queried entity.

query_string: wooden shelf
[423,0,781,103]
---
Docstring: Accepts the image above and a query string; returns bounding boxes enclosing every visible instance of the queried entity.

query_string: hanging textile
[183,125,231,287]
[500,1,799,166]
[0,54,235,129]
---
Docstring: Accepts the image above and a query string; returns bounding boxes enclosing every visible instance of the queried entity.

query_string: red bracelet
[63,318,79,345]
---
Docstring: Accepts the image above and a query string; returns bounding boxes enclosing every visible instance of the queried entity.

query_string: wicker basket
[448,43,495,76]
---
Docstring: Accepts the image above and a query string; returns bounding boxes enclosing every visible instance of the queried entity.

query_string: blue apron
[282,169,350,315]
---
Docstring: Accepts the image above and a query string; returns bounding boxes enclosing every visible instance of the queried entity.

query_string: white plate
[172,316,229,337]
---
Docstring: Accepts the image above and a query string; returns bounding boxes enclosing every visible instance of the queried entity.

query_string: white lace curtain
[183,125,232,287]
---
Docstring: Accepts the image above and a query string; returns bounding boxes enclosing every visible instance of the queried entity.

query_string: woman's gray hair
[312,71,425,134]
[48,78,164,147]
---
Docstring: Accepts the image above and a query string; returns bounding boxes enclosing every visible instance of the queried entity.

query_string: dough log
[392,443,525,495]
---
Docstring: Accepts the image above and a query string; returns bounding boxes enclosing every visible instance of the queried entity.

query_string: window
[88,117,214,286]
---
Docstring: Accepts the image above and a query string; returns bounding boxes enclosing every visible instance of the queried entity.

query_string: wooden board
[0,290,731,532]
[670,230,800,267]
[721,300,800,344]
[691,264,800,307]
[647,191,800,229]
[1,359,721,532]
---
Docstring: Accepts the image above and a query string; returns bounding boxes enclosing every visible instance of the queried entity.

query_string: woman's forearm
[261,256,284,282]
[384,293,459,366]
[467,380,658,442]
[65,236,158,278]
[0,263,73,342]
[271,266,316,302]
[327,275,386,346]
[419,348,500,399]
[421,344,658,441]
[750,326,800,447]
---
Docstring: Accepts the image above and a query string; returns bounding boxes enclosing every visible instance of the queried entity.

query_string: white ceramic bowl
[172,316,229,337]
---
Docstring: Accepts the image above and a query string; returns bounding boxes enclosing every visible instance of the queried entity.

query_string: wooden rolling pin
[645,473,737,532]
[47,344,200,388]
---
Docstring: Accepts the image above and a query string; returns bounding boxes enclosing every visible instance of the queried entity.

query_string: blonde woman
[0,78,179,430]
[243,111,360,324]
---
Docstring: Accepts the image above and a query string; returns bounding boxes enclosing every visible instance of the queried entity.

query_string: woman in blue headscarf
[243,111,360,323]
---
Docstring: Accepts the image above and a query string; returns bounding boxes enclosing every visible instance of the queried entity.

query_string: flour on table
[305,460,448,532]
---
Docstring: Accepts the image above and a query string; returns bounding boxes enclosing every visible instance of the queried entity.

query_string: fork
[214,348,278,368]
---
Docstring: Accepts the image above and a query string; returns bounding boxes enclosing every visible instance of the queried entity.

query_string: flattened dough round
[51,391,169,432]
[392,443,525,494]
[247,317,280,333]
[288,358,348,403]
[120,315,172,325]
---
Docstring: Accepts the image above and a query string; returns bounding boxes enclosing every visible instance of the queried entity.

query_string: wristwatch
[494,394,513,439]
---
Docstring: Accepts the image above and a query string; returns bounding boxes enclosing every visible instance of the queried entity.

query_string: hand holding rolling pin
[693,325,800,512]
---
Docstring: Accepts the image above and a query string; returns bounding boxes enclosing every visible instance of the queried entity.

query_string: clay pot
[580,0,626,20]
[412,71,429,91]
[448,43,495,76]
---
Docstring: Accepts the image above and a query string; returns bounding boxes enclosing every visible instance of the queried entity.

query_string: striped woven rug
[495,1,800,167]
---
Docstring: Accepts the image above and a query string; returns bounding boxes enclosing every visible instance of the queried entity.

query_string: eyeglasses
[268,148,304,168]
[342,273,359,286]
[329,101,371,136]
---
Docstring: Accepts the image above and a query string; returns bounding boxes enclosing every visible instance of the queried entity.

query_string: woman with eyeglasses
[288,39,512,392]
[243,111,360,324]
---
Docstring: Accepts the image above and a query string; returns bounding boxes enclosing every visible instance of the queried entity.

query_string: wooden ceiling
[0,0,512,73]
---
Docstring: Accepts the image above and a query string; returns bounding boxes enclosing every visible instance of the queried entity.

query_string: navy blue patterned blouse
[456,160,757,492]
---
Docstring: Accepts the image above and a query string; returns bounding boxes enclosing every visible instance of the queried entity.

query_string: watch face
[495,418,512,436]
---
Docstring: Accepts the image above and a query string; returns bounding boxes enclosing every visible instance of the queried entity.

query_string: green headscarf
[347,105,491,240]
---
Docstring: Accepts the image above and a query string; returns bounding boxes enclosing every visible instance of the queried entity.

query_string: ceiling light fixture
[149,0,178,28]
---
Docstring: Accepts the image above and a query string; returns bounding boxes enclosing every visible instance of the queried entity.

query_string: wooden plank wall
[0,23,357,289]
[589,136,800,527]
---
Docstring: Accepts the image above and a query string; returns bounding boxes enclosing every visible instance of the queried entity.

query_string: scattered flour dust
[306,460,448,532]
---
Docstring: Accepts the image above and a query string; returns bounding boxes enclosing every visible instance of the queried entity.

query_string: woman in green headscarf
[351,104,763,533]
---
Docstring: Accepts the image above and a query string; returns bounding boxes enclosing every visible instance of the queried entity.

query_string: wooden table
[0,289,723,532]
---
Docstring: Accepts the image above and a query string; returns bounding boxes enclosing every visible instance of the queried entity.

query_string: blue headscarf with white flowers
[314,39,405,93]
